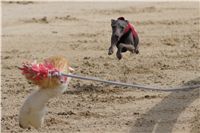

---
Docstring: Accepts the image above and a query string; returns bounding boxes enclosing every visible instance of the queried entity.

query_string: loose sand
[1,1,200,133]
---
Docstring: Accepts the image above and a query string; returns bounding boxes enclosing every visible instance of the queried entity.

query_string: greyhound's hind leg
[120,44,135,53]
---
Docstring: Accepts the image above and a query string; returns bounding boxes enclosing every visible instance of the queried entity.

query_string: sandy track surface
[1,1,200,133]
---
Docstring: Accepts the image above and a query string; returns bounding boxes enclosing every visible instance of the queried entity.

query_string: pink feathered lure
[18,56,73,89]
[19,61,60,81]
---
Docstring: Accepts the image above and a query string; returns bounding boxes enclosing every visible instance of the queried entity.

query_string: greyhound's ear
[111,19,115,24]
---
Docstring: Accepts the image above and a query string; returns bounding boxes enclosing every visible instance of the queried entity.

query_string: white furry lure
[18,56,73,129]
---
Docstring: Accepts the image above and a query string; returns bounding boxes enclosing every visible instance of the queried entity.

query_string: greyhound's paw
[108,48,114,55]
[116,51,122,60]
[108,51,113,55]
[135,49,139,54]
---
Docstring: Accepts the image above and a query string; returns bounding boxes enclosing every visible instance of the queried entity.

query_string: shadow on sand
[130,77,200,133]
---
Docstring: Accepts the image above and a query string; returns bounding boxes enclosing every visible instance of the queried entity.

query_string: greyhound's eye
[120,26,124,30]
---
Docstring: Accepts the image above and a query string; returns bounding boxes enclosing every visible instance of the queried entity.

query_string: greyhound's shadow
[130,77,200,133]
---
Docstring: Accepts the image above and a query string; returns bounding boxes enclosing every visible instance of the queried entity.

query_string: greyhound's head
[111,18,129,43]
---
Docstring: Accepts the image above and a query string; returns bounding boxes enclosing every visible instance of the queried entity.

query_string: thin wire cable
[61,73,200,92]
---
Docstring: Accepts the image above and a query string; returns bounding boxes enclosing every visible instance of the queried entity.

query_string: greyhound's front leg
[108,45,115,55]
[108,35,117,55]
[116,43,123,60]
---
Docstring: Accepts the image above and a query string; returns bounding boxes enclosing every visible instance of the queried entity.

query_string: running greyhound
[108,17,139,60]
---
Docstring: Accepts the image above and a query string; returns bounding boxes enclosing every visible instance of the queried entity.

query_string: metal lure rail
[62,73,200,92]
